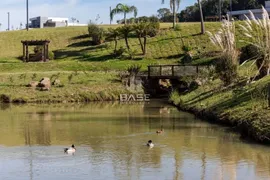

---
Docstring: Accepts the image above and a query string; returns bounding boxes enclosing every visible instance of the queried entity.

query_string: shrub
[149,16,159,23]
[175,24,181,31]
[148,22,160,37]
[127,65,141,76]
[239,44,260,64]
[48,51,54,60]
[239,7,270,78]
[114,47,125,57]
[207,17,238,86]
[88,23,106,45]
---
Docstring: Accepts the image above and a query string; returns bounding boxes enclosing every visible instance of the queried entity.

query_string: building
[229,1,270,20]
[29,17,68,28]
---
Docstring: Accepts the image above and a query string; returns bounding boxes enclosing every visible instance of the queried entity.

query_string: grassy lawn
[0,71,131,103]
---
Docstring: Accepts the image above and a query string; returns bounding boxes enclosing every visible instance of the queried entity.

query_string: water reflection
[0,101,269,179]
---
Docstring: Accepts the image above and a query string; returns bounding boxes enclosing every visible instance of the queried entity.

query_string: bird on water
[64,144,76,153]
[147,140,154,148]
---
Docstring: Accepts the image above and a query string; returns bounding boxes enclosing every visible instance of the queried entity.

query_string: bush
[114,47,125,57]
[239,44,260,64]
[127,65,141,76]
[175,24,181,31]
[148,22,160,37]
[207,17,238,86]
[215,55,238,85]
[149,16,159,23]
[48,51,54,60]
[88,23,106,45]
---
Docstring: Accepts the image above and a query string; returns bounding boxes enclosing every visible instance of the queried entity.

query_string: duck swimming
[156,126,164,134]
[64,144,76,153]
[147,140,154,148]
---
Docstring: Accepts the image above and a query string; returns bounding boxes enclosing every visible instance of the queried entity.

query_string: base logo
[120,94,150,102]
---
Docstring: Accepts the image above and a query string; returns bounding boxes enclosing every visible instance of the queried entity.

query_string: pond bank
[169,77,270,144]
[0,71,142,103]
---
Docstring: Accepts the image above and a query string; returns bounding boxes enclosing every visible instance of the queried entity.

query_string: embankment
[170,77,270,144]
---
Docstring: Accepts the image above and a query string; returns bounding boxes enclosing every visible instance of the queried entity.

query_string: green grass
[0,23,222,70]
[0,22,222,103]
[170,69,270,143]
[0,71,133,103]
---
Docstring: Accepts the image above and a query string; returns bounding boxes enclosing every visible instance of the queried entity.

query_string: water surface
[0,101,269,180]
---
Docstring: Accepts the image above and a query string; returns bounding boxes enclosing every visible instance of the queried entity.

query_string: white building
[229,1,270,20]
[29,16,87,28]
[29,17,68,28]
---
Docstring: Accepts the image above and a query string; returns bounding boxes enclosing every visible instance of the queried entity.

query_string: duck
[64,144,76,153]
[147,140,154,148]
[156,126,164,134]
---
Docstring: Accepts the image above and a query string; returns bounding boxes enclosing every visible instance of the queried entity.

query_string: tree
[110,4,138,25]
[157,8,171,18]
[162,0,181,29]
[134,22,160,55]
[198,0,205,34]
[107,28,121,54]
[0,23,2,30]
[118,25,133,50]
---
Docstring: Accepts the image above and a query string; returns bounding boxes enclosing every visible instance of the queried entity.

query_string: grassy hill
[0,23,222,72]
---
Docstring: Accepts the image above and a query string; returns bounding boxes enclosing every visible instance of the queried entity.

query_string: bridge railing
[148,65,207,78]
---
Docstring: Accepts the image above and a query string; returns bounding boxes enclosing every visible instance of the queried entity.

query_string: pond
[0,100,269,180]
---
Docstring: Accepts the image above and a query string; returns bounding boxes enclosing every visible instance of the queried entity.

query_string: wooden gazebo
[21,40,50,62]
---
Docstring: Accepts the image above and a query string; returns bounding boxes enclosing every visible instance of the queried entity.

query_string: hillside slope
[0,23,221,61]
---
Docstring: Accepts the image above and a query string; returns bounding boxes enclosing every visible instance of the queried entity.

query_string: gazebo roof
[21,40,50,45]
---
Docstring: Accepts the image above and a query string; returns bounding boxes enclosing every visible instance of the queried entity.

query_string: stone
[26,81,39,88]
[37,77,51,91]
[189,79,202,90]
[52,79,61,86]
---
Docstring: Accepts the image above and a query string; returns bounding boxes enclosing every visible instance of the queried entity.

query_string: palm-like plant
[110,4,138,25]
[161,0,181,29]
[118,25,134,50]
[107,28,121,54]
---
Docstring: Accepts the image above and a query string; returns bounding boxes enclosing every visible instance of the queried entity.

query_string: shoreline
[170,100,270,145]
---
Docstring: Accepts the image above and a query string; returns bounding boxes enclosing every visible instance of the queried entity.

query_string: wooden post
[22,43,25,62]
[26,43,29,62]
[172,65,175,77]
[43,44,46,62]
[46,44,49,61]
[159,65,162,76]
[268,83,270,108]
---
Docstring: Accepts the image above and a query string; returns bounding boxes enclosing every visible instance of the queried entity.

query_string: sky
[0,0,196,30]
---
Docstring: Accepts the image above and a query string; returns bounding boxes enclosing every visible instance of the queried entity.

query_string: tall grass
[239,7,270,78]
[206,16,238,85]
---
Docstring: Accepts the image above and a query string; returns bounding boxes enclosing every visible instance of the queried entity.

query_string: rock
[52,79,61,86]
[37,77,51,91]
[26,81,39,88]
[0,94,10,103]
[189,79,202,90]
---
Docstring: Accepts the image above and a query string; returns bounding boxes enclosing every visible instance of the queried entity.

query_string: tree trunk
[125,36,130,50]
[143,37,147,55]
[138,35,144,54]
[173,0,176,29]
[198,0,205,34]
[114,38,118,53]
[124,13,127,25]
